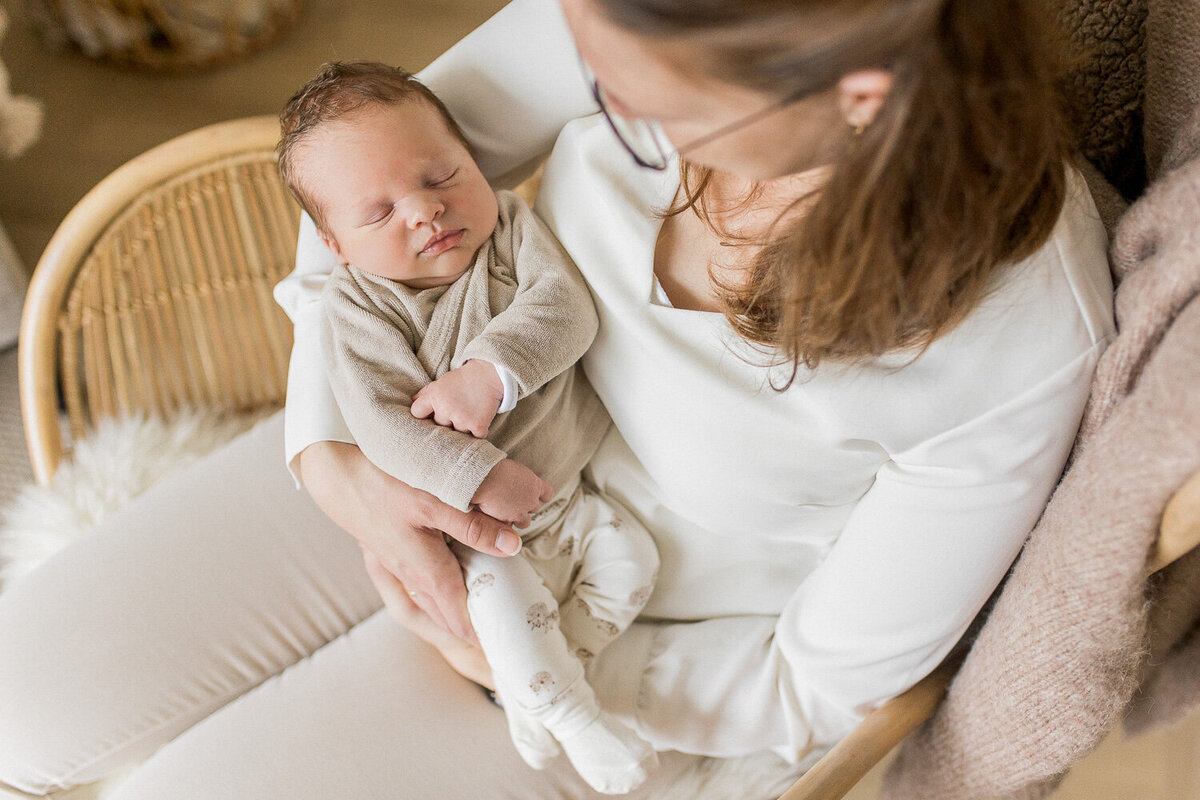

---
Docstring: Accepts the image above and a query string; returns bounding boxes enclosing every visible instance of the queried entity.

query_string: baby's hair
[277,60,471,234]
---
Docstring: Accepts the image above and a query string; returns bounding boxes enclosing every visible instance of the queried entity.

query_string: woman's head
[564,0,924,178]
[563,0,1076,378]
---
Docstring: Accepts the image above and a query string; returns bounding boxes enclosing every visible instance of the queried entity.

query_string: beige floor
[0,2,1197,798]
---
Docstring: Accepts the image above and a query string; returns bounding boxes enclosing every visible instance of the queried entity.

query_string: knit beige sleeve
[322,268,506,512]
[456,190,598,395]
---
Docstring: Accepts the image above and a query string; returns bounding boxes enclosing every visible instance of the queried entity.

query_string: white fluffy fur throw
[0,411,805,800]
[0,411,262,588]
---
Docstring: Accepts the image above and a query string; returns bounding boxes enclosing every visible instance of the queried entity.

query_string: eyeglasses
[580,59,811,171]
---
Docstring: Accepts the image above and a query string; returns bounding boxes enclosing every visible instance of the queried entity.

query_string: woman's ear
[837,69,894,130]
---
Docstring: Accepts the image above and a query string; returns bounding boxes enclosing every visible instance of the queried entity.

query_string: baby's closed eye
[359,206,394,227]
[430,167,459,187]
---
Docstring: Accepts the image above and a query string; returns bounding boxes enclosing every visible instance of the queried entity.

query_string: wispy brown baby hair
[277,61,471,235]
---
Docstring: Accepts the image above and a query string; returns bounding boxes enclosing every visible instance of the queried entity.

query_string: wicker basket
[24,0,302,70]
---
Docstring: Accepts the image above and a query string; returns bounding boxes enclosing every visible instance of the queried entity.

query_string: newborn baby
[277,61,660,794]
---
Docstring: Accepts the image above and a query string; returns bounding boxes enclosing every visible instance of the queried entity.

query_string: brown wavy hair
[593,0,1075,383]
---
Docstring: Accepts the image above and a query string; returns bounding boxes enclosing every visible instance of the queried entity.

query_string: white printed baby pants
[450,473,660,794]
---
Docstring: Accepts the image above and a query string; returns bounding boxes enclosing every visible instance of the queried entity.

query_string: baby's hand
[472,459,554,529]
[412,360,505,439]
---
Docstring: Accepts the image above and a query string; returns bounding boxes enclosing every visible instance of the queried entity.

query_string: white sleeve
[417,0,598,185]
[491,361,520,413]
[607,341,1107,760]
[274,212,353,484]
[276,0,595,483]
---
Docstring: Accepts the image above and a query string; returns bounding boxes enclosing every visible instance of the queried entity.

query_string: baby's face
[302,100,498,287]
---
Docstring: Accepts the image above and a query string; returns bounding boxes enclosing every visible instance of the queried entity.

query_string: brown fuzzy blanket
[877,1,1200,797]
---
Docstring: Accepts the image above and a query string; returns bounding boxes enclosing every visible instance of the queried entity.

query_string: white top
[273,0,1115,763]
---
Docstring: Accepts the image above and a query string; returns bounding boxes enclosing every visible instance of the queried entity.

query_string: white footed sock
[557,709,659,795]
[501,692,561,770]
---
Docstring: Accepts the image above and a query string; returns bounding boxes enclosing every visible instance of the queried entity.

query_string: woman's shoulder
[1005,163,1116,348]
[822,164,1115,451]
[961,162,1114,364]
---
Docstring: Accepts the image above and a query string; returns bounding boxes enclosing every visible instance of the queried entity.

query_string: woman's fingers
[395,528,479,645]
[297,441,491,644]
[361,543,466,645]
[361,546,477,648]
[361,546,495,690]
[361,546,418,618]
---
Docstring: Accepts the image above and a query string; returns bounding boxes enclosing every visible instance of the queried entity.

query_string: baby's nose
[404,195,444,228]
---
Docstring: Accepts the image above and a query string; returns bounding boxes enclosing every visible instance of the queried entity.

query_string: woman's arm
[275,212,350,481]
[417,0,598,185]
[590,342,1108,760]
[299,440,509,644]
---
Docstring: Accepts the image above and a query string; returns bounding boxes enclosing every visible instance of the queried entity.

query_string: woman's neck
[703,165,831,231]
[652,164,831,312]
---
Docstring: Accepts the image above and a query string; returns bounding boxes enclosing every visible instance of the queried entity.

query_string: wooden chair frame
[18,116,1200,800]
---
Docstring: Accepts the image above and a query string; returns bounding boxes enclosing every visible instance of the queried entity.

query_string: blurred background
[0,1,1195,798]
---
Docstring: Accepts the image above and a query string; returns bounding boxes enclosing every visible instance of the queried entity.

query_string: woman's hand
[361,545,495,691]
[298,440,522,645]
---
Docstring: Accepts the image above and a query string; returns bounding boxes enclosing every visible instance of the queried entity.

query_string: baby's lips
[420,228,465,254]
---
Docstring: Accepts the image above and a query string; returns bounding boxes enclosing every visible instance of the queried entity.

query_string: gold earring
[854,121,866,137]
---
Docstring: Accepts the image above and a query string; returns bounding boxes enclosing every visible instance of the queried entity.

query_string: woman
[0,0,1113,797]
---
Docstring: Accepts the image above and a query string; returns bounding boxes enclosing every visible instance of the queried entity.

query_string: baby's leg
[554,491,660,665]
[450,542,657,794]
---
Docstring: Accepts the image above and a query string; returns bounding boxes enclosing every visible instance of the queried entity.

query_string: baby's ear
[318,230,349,265]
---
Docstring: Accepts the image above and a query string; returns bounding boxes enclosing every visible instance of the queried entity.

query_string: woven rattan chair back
[20,115,297,485]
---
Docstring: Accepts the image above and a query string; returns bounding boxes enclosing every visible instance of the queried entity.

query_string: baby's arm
[323,273,549,524]
[411,192,595,443]
[455,191,599,400]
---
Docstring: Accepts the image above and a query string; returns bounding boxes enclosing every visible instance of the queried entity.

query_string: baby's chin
[361,240,485,287]
[393,263,472,289]
[400,274,462,289]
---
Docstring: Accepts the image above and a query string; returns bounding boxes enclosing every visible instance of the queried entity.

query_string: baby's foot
[502,695,561,770]
[558,710,658,794]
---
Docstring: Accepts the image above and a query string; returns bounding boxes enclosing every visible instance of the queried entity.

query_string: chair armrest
[776,657,958,800]
[1151,466,1200,575]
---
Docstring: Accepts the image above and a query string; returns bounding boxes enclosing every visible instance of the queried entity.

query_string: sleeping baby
[277,61,660,794]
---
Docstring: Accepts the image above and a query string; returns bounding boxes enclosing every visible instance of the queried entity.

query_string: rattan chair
[19,116,299,485]
[18,116,1200,800]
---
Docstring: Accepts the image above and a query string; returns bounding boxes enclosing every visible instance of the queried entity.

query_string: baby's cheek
[466,180,500,237]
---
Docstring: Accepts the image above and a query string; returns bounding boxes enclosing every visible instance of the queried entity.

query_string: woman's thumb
[433,504,522,556]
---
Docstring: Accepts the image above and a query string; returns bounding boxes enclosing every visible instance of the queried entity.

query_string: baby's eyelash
[433,168,459,186]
